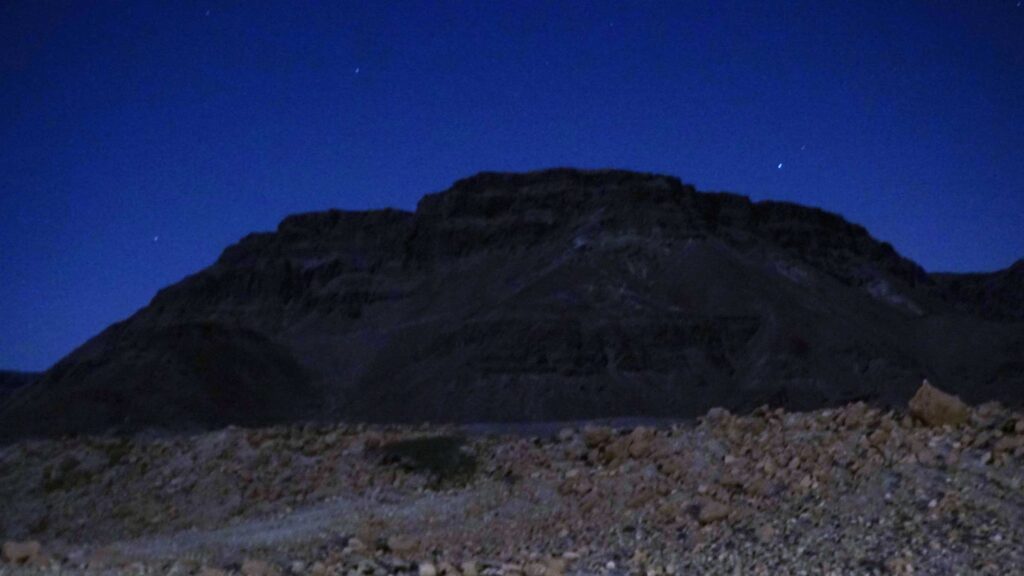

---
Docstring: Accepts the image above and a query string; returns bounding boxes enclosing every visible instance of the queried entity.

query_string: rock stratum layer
[2,169,1022,438]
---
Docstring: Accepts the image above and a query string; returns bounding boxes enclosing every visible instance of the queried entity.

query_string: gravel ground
[1,387,1023,575]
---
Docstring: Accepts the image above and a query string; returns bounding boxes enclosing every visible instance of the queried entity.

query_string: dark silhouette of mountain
[2,169,1022,439]
[933,259,1024,321]
[0,371,39,409]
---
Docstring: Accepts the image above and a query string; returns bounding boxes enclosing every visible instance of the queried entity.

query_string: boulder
[2,541,41,564]
[583,426,613,449]
[909,380,970,427]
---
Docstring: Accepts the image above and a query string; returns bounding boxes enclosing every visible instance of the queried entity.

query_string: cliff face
[2,169,1022,439]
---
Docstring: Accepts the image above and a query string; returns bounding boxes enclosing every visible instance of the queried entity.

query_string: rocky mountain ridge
[1,168,1022,439]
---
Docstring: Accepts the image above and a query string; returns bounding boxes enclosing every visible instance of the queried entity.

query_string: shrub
[376,435,477,488]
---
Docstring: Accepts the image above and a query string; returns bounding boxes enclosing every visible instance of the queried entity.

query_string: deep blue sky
[2,1,1023,371]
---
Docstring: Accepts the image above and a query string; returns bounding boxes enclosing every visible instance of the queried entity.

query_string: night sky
[2,1,1023,372]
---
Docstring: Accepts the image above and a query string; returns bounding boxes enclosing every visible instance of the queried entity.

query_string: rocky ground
[2,383,1023,575]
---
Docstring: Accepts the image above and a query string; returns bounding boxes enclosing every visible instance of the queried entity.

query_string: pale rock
[755,524,777,542]
[419,562,438,576]
[627,427,655,458]
[583,426,613,448]
[908,380,969,427]
[242,559,279,576]
[387,535,418,554]
[544,557,567,575]
[698,500,730,524]
[628,436,652,458]
[87,546,123,570]
[524,562,549,576]
[631,549,649,567]
[705,407,730,425]
[994,436,1023,455]
[346,536,368,552]
[2,541,41,564]
[603,439,630,464]
[868,428,888,447]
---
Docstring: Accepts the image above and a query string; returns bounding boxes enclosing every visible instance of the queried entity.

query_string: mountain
[933,259,1024,321]
[0,371,38,409]
[2,168,1022,439]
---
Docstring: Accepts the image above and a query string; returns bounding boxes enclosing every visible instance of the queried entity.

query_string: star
[153,235,160,243]
[777,163,783,169]
[355,67,360,75]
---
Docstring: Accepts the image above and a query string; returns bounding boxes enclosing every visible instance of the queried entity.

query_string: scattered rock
[0,393,1023,575]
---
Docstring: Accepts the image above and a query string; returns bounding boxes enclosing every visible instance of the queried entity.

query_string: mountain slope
[0,371,38,410]
[2,169,1022,439]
